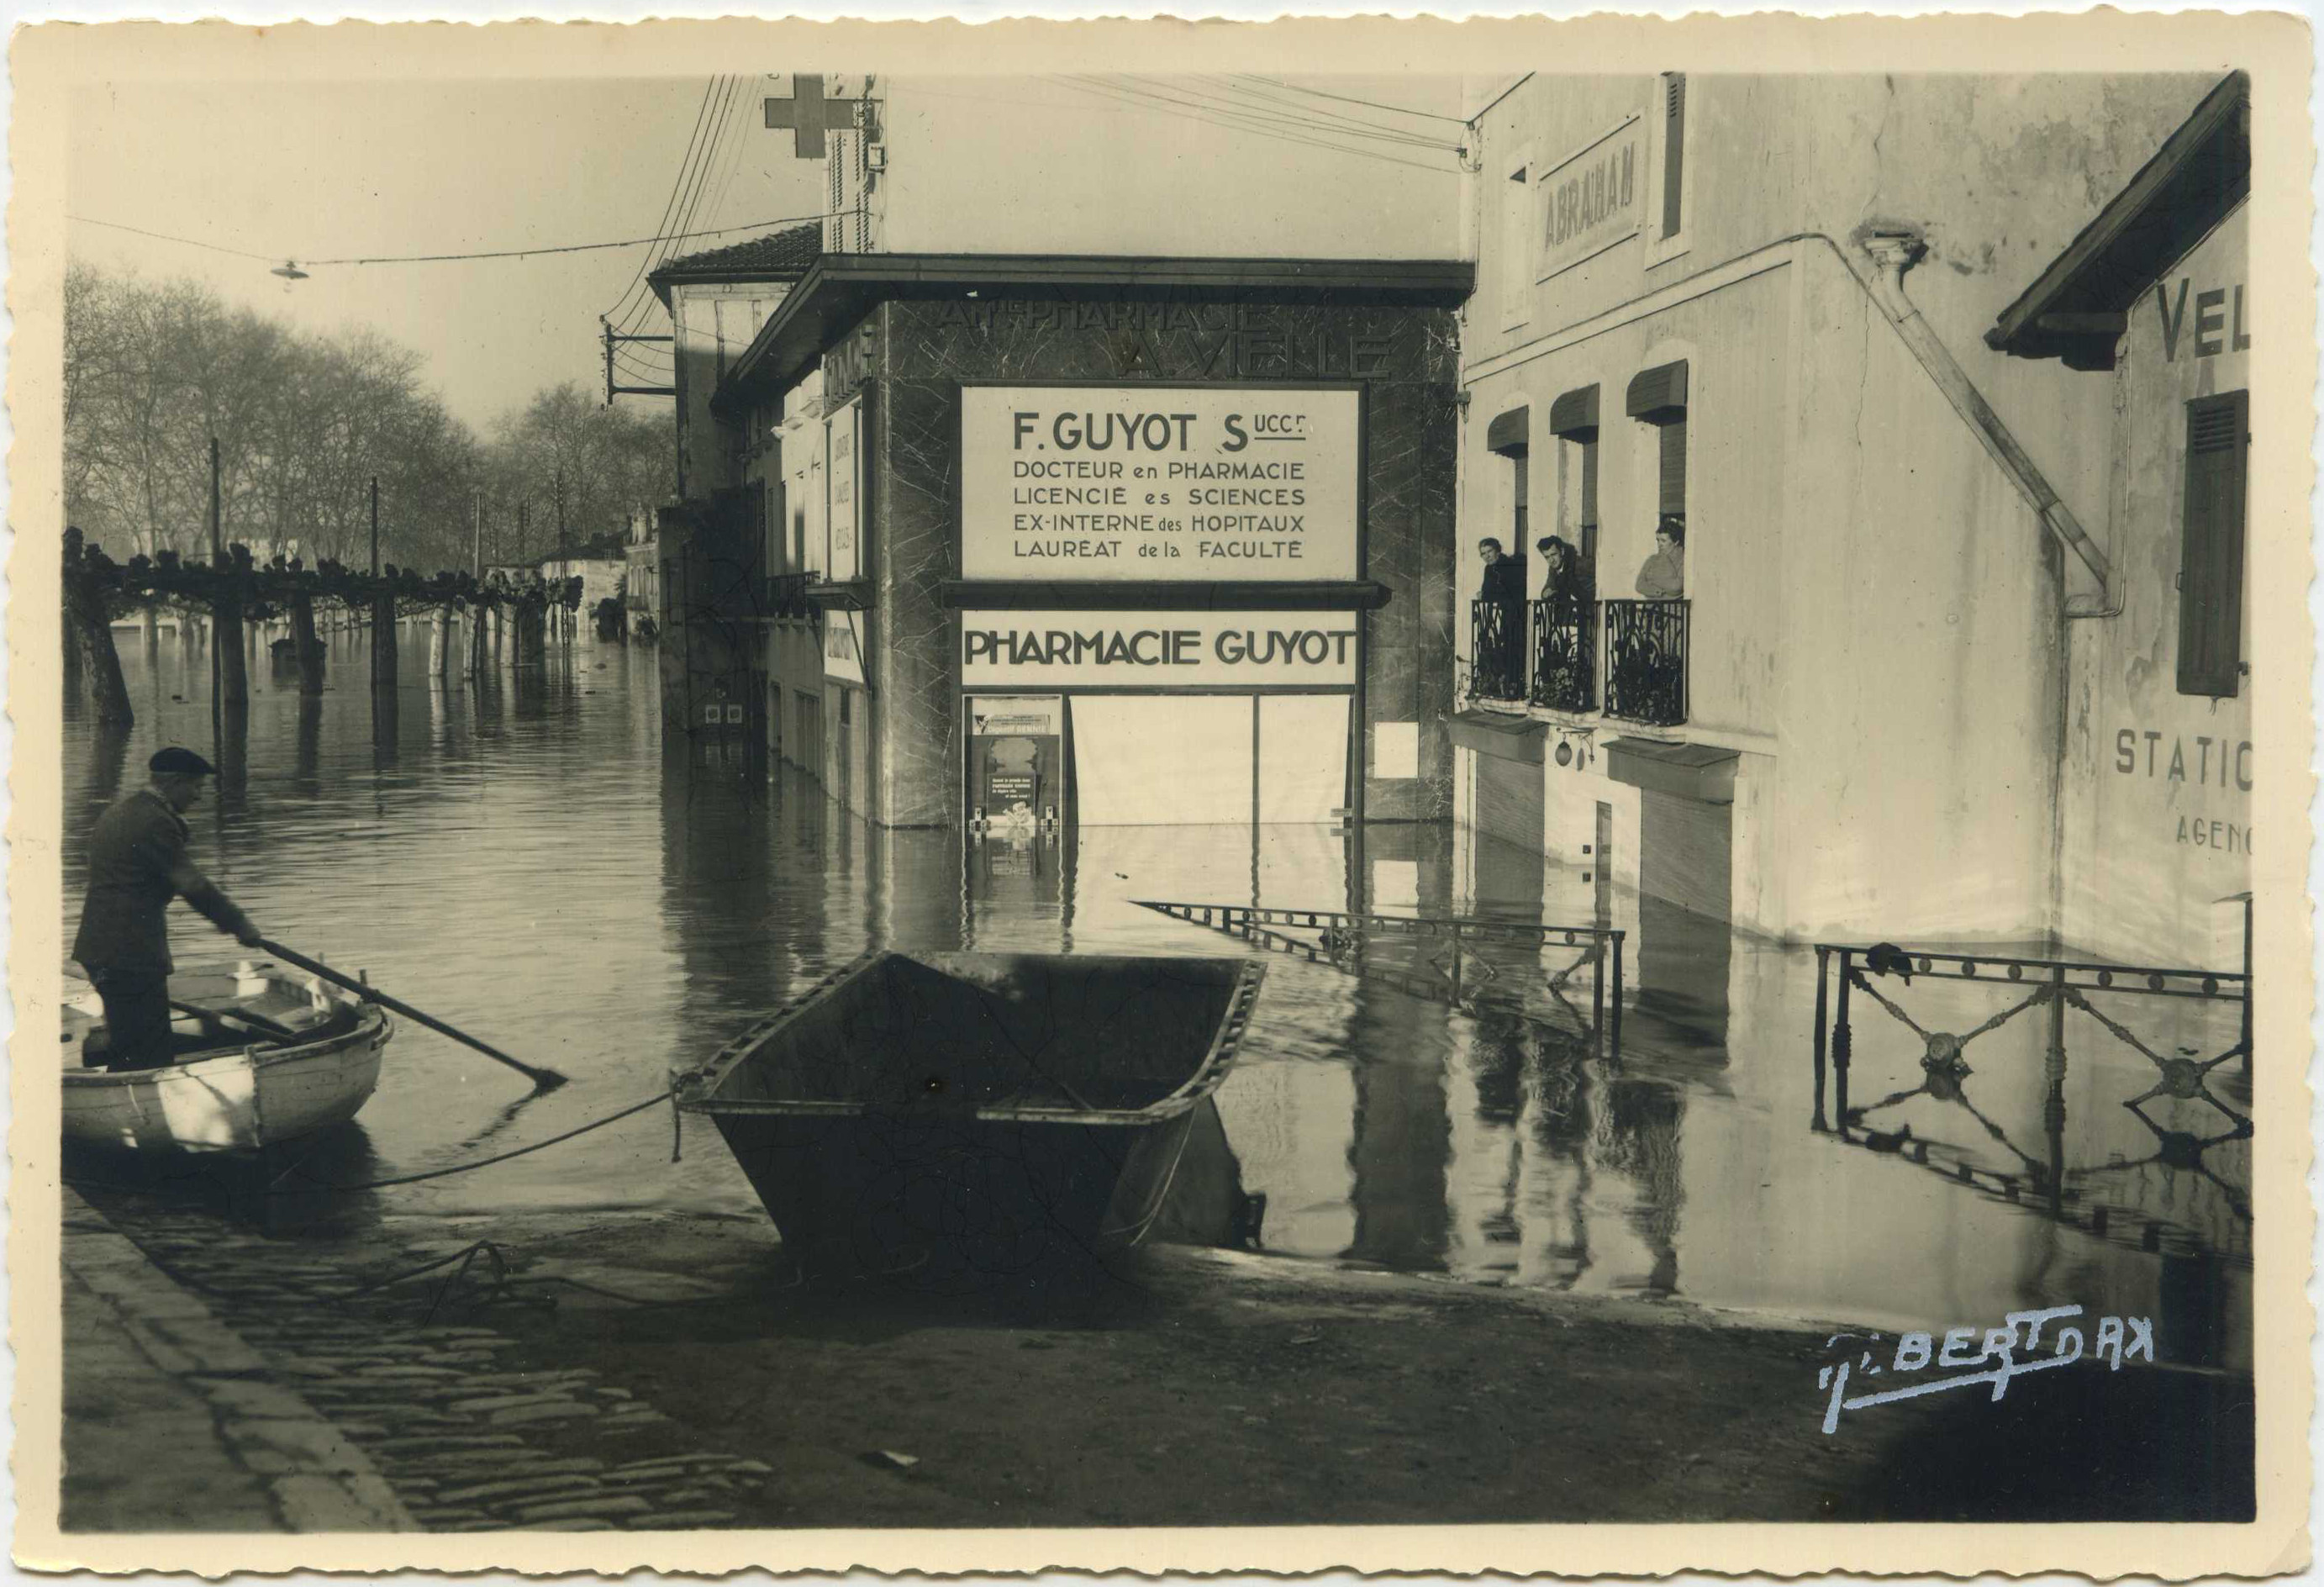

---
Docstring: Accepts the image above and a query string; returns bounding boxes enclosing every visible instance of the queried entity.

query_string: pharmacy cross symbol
[765,75,855,160]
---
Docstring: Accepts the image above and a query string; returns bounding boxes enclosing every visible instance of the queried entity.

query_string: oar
[256,938,570,1092]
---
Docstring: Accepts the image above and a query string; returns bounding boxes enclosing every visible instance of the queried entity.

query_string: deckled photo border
[7,11,2314,1576]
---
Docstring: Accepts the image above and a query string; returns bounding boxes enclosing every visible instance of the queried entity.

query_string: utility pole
[468,488,486,678]
[209,436,222,751]
[370,476,398,688]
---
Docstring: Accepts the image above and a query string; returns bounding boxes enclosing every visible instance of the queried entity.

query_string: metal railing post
[1591,932,1606,1055]
[2044,965,2069,1219]
[1610,930,1625,1056]
[1811,946,1830,1131]
[1833,949,1853,1133]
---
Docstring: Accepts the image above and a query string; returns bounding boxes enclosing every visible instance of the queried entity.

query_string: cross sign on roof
[765,75,855,160]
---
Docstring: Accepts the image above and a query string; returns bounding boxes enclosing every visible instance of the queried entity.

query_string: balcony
[1467,598,1526,703]
[1602,598,1689,727]
[764,572,819,621]
[1529,596,1598,714]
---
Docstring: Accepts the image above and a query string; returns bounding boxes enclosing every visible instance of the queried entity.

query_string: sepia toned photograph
[8,15,2313,1579]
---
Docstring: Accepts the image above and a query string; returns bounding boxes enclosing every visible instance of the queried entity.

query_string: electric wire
[1064,74,1453,155]
[595,75,720,323]
[1048,76,1462,175]
[1202,73,1466,143]
[1120,72,1458,150]
[613,73,757,339]
[1191,74,1436,140]
[1051,76,1462,171]
[607,73,737,335]
[635,79,734,313]
[1232,72,1475,125]
[71,208,846,270]
[66,216,280,262]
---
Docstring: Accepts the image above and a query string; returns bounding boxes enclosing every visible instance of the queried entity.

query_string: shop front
[707,255,1469,851]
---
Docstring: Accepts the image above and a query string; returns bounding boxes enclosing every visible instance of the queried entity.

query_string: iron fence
[1809,938,2253,1255]
[1468,598,1526,703]
[1603,598,1688,726]
[1530,596,1597,713]
[1138,899,1625,1056]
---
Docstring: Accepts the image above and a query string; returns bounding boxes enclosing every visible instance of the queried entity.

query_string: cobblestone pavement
[69,1194,775,1532]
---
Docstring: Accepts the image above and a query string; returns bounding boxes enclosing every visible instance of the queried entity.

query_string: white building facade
[1451,71,2244,966]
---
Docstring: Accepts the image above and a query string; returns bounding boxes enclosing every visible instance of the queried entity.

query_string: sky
[64,73,1469,435]
[66,75,832,430]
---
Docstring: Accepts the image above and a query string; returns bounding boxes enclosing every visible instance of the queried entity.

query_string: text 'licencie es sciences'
[962,387,1362,583]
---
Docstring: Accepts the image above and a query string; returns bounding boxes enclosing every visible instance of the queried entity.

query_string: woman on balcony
[1634,516,1685,598]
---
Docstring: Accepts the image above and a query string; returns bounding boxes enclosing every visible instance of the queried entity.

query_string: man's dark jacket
[72,789,249,975]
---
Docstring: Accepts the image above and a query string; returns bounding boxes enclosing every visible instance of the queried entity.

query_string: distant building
[646,224,823,764]
[624,510,660,630]
[539,549,627,613]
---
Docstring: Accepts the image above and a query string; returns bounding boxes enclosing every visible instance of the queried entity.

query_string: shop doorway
[1635,788,1732,1050]
[1067,694,1350,826]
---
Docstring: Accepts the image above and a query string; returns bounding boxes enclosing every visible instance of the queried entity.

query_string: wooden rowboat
[676,951,1265,1285]
[61,961,393,1154]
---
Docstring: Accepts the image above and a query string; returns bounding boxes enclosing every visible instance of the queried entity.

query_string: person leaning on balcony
[1536,535,1592,618]
[1635,516,1685,599]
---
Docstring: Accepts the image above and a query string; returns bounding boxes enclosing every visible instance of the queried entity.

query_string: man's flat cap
[149,746,218,777]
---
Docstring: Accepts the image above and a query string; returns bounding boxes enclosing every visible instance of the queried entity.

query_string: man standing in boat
[72,747,261,1071]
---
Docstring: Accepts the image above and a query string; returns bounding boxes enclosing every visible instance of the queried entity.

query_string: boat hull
[62,973,393,1155]
[681,951,1264,1286]
[709,1105,1200,1287]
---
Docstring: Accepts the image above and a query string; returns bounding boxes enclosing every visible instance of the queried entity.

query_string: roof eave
[1988,71,2250,368]
[709,252,1477,418]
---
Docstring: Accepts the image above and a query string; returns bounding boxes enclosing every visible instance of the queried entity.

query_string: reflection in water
[57,637,2253,1370]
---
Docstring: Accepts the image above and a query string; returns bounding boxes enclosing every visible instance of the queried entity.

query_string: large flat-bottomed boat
[676,950,1265,1285]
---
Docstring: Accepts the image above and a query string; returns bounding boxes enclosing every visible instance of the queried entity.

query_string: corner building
[1452,71,2247,964]
[713,256,1470,830]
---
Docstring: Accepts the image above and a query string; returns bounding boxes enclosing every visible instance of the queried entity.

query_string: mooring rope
[65,1087,682,1202]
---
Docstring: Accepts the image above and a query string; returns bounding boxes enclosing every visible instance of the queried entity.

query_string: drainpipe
[1852,225,2118,619]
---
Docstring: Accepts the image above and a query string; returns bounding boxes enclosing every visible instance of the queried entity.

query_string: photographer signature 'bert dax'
[72,747,261,1072]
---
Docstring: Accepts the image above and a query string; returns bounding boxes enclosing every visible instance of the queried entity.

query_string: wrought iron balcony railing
[1603,598,1689,726]
[1530,596,1598,714]
[764,572,818,621]
[1468,598,1526,703]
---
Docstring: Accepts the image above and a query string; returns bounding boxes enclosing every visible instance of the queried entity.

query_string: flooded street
[64,626,2253,1370]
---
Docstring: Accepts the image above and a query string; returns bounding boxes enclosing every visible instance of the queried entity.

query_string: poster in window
[826,396,862,583]
[823,608,867,686]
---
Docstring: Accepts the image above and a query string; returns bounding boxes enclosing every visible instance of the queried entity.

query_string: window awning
[1451,709,1544,764]
[1626,361,1689,421]
[1987,71,2248,372]
[1486,406,1530,456]
[1603,736,1736,803]
[1548,385,1599,437]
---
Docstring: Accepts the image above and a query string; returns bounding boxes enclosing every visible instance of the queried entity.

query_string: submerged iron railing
[1530,596,1597,713]
[1602,598,1688,726]
[1468,598,1526,703]
[1809,937,2253,1254]
[1136,899,1625,1055]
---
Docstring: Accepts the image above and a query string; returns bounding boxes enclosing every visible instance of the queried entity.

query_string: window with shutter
[1513,451,1531,547]
[2177,391,2248,698]
[1662,75,1687,240]
[1658,415,1688,517]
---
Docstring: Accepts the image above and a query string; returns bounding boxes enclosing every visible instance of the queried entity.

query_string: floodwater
[62,622,2253,1369]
